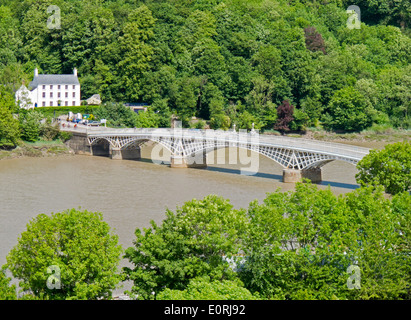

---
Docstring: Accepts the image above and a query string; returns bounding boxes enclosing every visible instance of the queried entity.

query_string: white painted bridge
[62,125,370,182]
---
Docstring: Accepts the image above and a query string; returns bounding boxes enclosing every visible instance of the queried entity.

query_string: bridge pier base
[110,147,141,160]
[170,155,207,169]
[110,147,123,160]
[283,168,322,183]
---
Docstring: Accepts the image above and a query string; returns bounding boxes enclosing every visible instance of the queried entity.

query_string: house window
[50,85,53,89]
[42,102,46,107]
[72,85,75,89]
[42,85,45,90]
[58,85,60,89]
[65,101,68,106]
[65,92,68,98]
[58,92,61,98]
[72,92,75,98]
[65,85,68,90]
[50,92,53,98]
[72,101,75,106]
[50,101,53,106]
[42,92,45,98]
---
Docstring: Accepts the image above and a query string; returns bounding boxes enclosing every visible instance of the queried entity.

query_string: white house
[15,68,81,109]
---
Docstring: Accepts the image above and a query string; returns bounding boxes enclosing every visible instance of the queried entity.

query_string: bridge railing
[83,127,370,160]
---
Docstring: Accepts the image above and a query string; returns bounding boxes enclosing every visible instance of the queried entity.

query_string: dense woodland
[0,0,410,135]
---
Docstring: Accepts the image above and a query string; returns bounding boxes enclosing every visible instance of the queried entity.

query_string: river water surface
[0,143,376,295]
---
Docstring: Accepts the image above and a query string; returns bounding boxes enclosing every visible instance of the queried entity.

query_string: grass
[0,139,72,160]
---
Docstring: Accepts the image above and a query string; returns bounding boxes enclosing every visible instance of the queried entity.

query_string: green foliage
[124,195,248,300]
[39,118,60,141]
[58,131,72,142]
[356,141,411,194]
[323,86,374,132]
[151,99,172,128]
[0,87,20,148]
[1,0,411,130]
[0,269,16,300]
[210,113,231,130]
[134,109,159,128]
[35,106,101,119]
[19,109,43,142]
[5,209,123,300]
[94,102,136,128]
[239,182,410,300]
[157,277,258,300]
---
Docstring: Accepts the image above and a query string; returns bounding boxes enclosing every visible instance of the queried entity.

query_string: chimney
[73,68,77,76]
[34,68,38,77]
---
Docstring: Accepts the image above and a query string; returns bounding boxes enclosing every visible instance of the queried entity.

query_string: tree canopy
[5,208,123,300]
[1,0,410,131]
[356,141,411,194]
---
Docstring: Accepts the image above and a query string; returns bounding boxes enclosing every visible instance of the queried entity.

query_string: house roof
[29,74,80,89]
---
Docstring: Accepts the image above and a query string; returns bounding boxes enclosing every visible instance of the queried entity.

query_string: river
[0,143,377,296]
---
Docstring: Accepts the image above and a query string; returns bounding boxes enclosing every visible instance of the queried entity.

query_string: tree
[118,5,156,101]
[0,87,20,149]
[134,109,159,128]
[304,27,326,54]
[356,141,411,194]
[239,182,410,300]
[0,269,16,300]
[157,277,258,300]
[274,100,294,134]
[19,109,43,142]
[323,86,374,132]
[94,102,136,128]
[5,209,123,300]
[123,195,248,300]
[151,99,172,128]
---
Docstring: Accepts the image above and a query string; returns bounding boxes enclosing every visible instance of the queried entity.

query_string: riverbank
[282,128,411,149]
[0,140,74,161]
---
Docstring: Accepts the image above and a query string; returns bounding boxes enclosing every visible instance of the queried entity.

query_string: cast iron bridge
[63,125,370,183]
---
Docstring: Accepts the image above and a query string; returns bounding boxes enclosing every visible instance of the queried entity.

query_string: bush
[20,109,43,142]
[0,269,16,300]
[40,119,60,141]
[5,209,123,300]
[356,141,411,194]
[59,131,72,142]
[157,278,259,300]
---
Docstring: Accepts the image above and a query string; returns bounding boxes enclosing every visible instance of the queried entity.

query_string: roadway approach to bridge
[61,123,370,183]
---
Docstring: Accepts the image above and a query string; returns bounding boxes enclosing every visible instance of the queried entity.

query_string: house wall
[35,84,81,107]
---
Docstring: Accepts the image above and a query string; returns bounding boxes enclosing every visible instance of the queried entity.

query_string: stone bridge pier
[110,146,141,161]
[283,168,322,183]
[170,154,208,169]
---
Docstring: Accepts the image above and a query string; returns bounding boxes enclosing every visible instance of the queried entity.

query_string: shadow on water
[131,158,360,191]
[205,166,360,190]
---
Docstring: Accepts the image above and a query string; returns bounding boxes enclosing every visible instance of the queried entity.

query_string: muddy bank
[0,143,74,161]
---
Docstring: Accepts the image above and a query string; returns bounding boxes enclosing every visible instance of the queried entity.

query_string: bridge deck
[71,126,370,161]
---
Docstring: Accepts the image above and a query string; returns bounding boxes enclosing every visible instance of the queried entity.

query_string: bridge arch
[186,144,354,171]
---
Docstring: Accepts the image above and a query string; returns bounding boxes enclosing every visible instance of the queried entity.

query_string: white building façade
[15,68,81,109]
